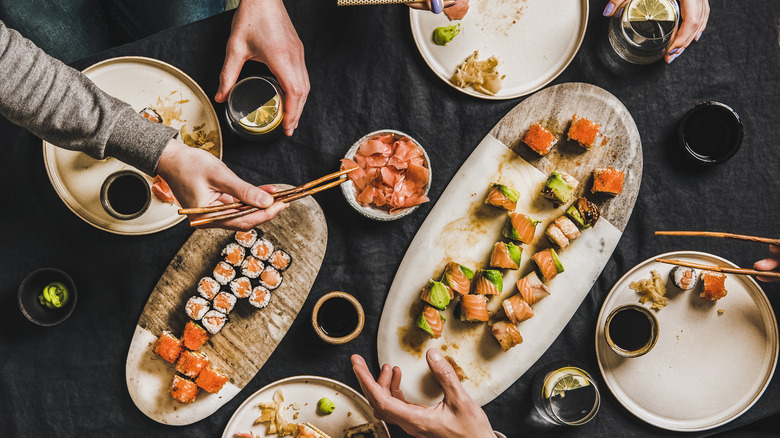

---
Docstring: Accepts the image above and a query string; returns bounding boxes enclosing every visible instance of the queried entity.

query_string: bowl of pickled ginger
[340,130,431,221]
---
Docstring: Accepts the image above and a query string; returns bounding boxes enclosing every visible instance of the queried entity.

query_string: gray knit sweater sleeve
[0,21,177,175]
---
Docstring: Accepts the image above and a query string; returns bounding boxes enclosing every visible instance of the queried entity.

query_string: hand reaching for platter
[351,349,496,438]
[754,245,780,283]
[156,139,287,230]
[215,0,310,137]
[602,0,710,63]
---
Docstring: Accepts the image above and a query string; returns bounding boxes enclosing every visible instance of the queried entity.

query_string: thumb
[216,48,246,103]
[215,172,274,209]
[426,348,468,402]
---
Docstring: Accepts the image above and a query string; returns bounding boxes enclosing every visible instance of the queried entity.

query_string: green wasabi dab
[433,23,461,46]
[38,282,69,309]
[317,397,336,415]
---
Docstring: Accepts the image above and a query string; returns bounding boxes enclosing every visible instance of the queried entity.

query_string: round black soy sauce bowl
[18,268,78,326]
[677,101,743,166]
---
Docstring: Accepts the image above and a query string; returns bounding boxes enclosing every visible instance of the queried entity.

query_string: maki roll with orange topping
[235,229,258,248]
[212,291,237,314]
[249,285,271,309]
[504,212,541,244]
[484,183,521,211]
[259,266,283,290]
[417,305,445,338]
[229,276,252,299]
[182,321,209,351]
[592,167,624,195]
[490,241,522,269]
[222,243,246,266]
[522,122,556,155]
[241,255,264,279]
[169,375,199,404]
[213,261,236,285]
[420,279,454,310]
[185,296,210,321]
[541,171,579,205]
[700,272,727,301]
[501,294,534,324]
[458,294,489,322]
[251,238,275,261]
[176,350,209,379]
[568,115,601,149]
[154,331,183,364]
[533,248,564,283]
[516,272,550,305]
[201,310,228,334]
[441,262,474,296]
[195,366,229,394]
[491,321,524,351]
[473,269,503,295]
[197,276,221,300]
[269,249,292,271]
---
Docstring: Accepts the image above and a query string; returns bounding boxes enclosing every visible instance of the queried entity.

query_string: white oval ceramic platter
[221,376,389,438]
[410,0,588,100]
[43,56,222,235]
[596,251,778,432]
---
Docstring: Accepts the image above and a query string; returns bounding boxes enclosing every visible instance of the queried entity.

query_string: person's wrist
[156,138,189,180]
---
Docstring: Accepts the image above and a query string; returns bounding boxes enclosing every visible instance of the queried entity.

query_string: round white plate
[43,56,222,235]
[410,0,588,100]
[595,251,778,432]
[222,376,389,438]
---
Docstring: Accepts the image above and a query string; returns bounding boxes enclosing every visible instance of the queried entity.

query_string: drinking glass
[225,76,285,142]
[608,0,680,64]
[531,361,600,426]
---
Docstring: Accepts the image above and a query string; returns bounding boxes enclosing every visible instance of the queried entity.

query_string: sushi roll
[670,266,698,290]
[458,294,489,322]
[235,229,258,248]
[473,269,503,296]
[269,249,292,271]
[545,224,570,252]
[229,276,252,299]
[568,114,601,149]
[541,171,579,205]
[170,375,199,404]
[185,296,210,321]
[182,321,209,351]
[222,243,246,267]
[592,167,625,195]
[212,291,237,314]
[516,272,551,305]
[420,279,454,310]
[176,350,209,379]
[522,122,556,156]
[259,266,283,290]
[201,310,228,335]
[213,261,236,285]
[491,321,524,351]
[251,238,275,261]
[441,262,475,296]
[197,276,221,300]
[241,255,265,279]
[489,241,522,270]
[502,294,534,324]
[554,216,581,241]
[484,183,521,211]
[139,107,163,124]
[195,366,230,394]
[416,305,445,338]
[154,331,183,364]
[533,248,564,283]
[700,271,728,301]
[249,285,271,309]
[566,197,600,229]
[504,212,541,244]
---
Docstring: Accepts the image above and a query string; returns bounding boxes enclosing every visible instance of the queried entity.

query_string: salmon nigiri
[459,294,489,322]
[533,248,564,283]
[484,183,521,211]
[473,269,503,295]
[420,280,454,310]
[489,242,522,270]
[441,262,474,295]
[417,305,446,338]
[504,213,541,244]
[501,294,534,324]
[516,272,550,305]
[554,216,581,241]
[545,224,570,252]
[491,321,524,351]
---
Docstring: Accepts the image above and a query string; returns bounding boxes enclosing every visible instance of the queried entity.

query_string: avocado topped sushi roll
[417,305,445,338]
[441,262,474,296]
[420,280,454,310]
[473,269,503,295]
[489,241,522,269]
[485,183,521,211]
[504,213,541,244]
[566,197,600,229]
[541,171,579,205]
[532,248,564,283]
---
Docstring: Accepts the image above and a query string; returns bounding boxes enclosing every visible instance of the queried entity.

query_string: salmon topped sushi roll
[516,272,550,305]
[420,279,454,310]
[195,366,229,394]
[213,261,236,285]
[441,262,474,296]
[566,197,600,229]
[592,167,625,195]
[533,248,564,283]
[139,107,163,124]
[260,266,283,290]
[541,171,579,205]
[700,271,728,301]
[269,249,292,271]
[201,310,228,335]
[473,269,503,295]
[491,321,524,351]
[154,331,183,364]
[182,321,209,351]
[417,305,446,338]
[545,224,570,252]
[554,216,581,241]
[176,350,209,379]
[235,229,258,248]
[222,243,246,267]
[241,255,265,279]
[197,276,221,300]
[485,183,521,211]
[490,241,522,270]
[170,375,199,404]
[212,291,237,314]
[502,294,534,324]
[458,294,489,322]
[249,285,271,309]
[251,238,275,261]
[229,276,252,299]
[185,296,210,321]
[568,114,601,149]
[523,122,556,156]
[504,213,541,244]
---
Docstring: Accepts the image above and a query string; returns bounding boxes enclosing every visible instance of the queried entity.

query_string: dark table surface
[2,1,780,437]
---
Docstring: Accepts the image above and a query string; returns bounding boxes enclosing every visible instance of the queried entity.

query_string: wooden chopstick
[655,231,780,246]
[655,258,780,279]
[337,0,424,6]
[178,168,357,216]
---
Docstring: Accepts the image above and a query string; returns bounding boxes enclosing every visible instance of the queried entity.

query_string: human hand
[215,0,309,137]
[351,349,495,438]
[408,0,458,14]
[754,245,780,283]
[156,139,287,230]
[602,0,710,63]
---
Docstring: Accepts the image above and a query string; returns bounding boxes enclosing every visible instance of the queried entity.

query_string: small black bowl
[18,268,77,326]
[677,101,743,166]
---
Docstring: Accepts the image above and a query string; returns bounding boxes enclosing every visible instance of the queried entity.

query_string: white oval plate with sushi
[43,56,222,235]
[595,251,778,432]
[221,376,389,438]
[410,0,588,100]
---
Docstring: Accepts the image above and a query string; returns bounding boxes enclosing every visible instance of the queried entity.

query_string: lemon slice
[627,0,675,22]
[544,368,591,399]
[239,95,282,133]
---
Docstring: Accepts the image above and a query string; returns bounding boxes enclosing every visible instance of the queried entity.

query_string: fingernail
[667,48,684,63]
[695,32,702,41]
[429,348,444,361]
[431,0,443,14]
[668,48,679,56]
[602,3,614,16]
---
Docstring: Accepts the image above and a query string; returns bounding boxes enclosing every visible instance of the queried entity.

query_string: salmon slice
[506,213,540,244]
[442,262,474,295]
[418,305,446,338]
[516,272,550,305]
[545,224,570,252]
[484,184,519,211]
[459,294,489,322]
[444,0,470,20]
[533,249,563,283]
[554,216,581,241]
[489,242,521,270]
[491,321,523,351]
[502,294,534,324]
[151,175,178,205]
[473,269,502,295]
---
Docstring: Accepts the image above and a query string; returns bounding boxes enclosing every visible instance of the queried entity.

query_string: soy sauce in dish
[317,297,358,338]
[679,102,743,164]
[608,307,652,352]
[107,173,149,215]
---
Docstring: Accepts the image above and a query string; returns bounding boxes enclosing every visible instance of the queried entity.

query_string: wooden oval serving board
[126,187,327,425]
[377,83,642,406]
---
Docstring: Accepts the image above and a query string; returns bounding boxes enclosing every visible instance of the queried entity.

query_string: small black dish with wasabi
[18,268,77,326]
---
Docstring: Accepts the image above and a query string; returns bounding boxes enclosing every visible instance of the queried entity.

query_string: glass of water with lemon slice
[608,0,680,64]
[531,361,600,426]
[225,76,284,142]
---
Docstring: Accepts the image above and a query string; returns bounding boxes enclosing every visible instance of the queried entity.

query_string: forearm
[0,21,176,175]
